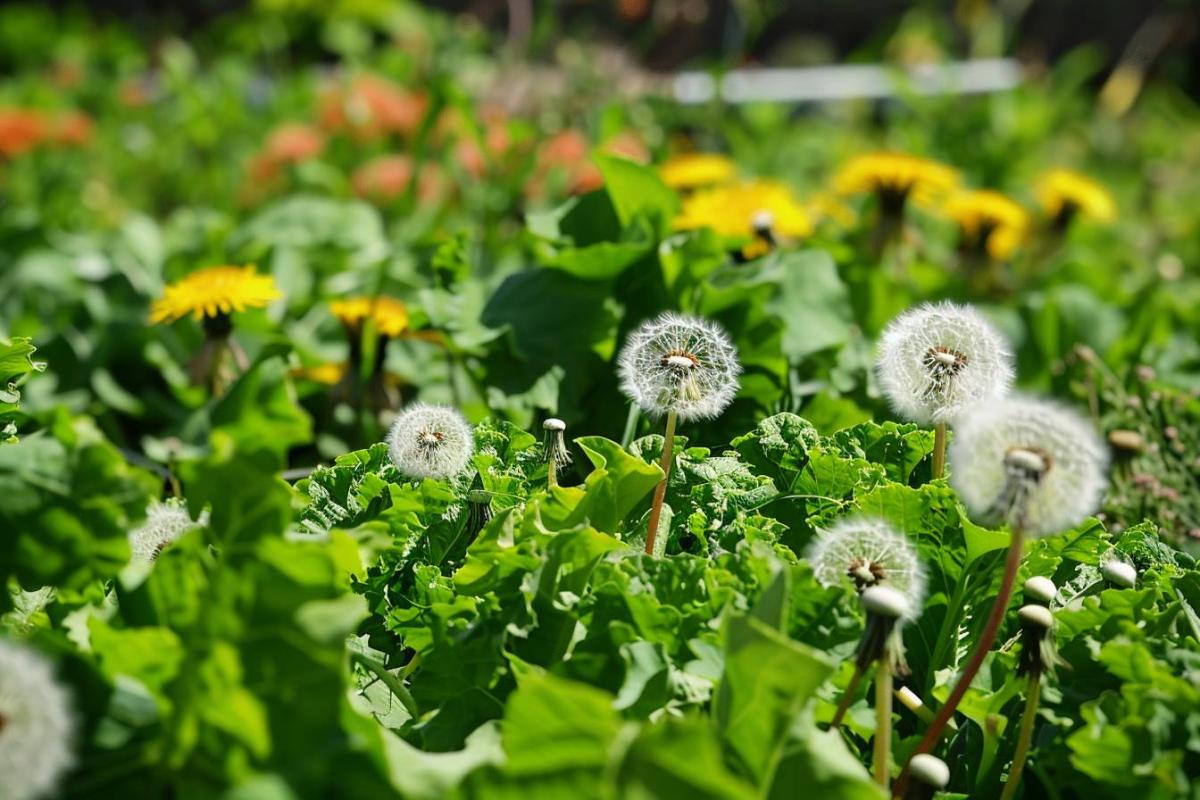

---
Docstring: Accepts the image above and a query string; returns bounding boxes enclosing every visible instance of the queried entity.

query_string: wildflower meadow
[3,3,1200,799]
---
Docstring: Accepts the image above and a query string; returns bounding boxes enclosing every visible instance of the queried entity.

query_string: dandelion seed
[808,517,926,623]
[950,396,1108,536]
[877,302,1014,426]
[386,403,474,480]
[128,498,208,563]
[618,313,741,422]
[0,639,75,800]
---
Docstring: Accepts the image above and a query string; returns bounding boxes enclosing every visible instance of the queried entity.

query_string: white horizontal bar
[671,59,1022,104]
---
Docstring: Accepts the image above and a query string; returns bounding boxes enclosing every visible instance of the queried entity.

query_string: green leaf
[596,154,679,237]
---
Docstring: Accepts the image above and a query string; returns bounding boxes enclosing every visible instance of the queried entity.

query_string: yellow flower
[807,191,858,228]
[675,180,812,239]
[659,153,736,190]
[833,152,959,207]
[1034,169,1116,223]
[329,296,411,338]
[291,362,346,385]
[943,189,1030,261]
[150,265,280,324]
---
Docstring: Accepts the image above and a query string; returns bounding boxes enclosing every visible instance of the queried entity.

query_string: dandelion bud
[543,418,571,468]
[1108,429,1144,453]
[877,302,1014,424]
[129,498,208,563]
[908,754,950,791]
[1018,604,1053,630]
[1023,576,1057,605]
[617,313,741,422]
[1101,554,1137,588]
[1017,604,1060,678]
[950,396,1108,536]
[0,639,76,800]
[808,517,926,622]
[386,403,474,480]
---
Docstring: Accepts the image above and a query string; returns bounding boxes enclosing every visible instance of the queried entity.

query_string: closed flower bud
[1101,554,1137,588]
[1023,576,1057,605]
[909,753,950,789]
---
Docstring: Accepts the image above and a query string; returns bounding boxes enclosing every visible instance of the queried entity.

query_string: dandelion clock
[617,313,740,555]
[0,640,75,800]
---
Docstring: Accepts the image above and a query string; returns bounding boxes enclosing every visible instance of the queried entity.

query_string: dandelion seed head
[950,396,1108,537]
[0,640,75,800]
[617,313,741,422]
[806,517,926,622]
[877,302,1014,424]
[1023,576,1057,605]
[128,498,208,563]
[909,754,950,789]
[386,403,474,480]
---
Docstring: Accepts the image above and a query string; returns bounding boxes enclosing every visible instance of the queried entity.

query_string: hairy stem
[875,660,894,789]
[831,664,865,729]
[895,525,1026,797]
[932,422,947,479]
[643,410,677,556]
[999,673,1042,800]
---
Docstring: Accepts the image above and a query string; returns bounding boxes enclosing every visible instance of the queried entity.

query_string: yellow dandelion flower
[329,296,411,338]
[833,151,959,208]
[291,362,346,385]
[150,265,280,324]
[944,189,1030,261]
[659,153,737,190]
[675,180,812,239]
[1034,169,1116,224]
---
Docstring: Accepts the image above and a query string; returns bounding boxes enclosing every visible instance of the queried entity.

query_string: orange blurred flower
[318,74,427,141]
[248,123,325,182]
[0,109,46,157]
[351,155,445,204]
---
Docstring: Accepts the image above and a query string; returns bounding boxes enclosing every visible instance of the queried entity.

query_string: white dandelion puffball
[128,498,208,563]
[806,517,926,622]
[0,640,75,800]
[876,301,1014,424]
[617,313,741,421]
[950,395,1108,537]
[386,403,474,480]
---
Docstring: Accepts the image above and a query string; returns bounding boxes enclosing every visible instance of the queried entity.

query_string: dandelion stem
[621,403,641,448]
[999,673,1041,800]
[351,652,420,721]
[932,422,947,479]
[895,525,1025,798]
[831,664,864,729]
[547,453,558,489]
[644,410,677,556]
[875,660,894,789]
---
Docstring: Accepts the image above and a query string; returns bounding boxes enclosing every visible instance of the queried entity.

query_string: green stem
[875,660,894,790]
[621,402,641,448]
[932,422,947,479]
[351,652,420,720]
[999,674,1042,800]
[643,410,677,557]
[831,663,865,729]
[895,525,1026,798]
